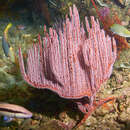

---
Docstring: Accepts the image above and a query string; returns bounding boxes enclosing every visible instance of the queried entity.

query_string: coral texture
[19,4,117,126]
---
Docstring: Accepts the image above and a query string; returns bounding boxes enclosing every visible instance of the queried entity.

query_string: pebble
[85,116,97,126]
[128,74,130,81]
[122,81,129,87]
[121,21,129,26]
[115,73,123,84]
[121,15,130,26]
[126,107,130,114]
[118,112,130,122]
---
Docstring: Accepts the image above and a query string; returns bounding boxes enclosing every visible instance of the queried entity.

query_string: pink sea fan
[19,4,116,126]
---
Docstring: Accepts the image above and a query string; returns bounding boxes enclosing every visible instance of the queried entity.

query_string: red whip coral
[19,4,117,127]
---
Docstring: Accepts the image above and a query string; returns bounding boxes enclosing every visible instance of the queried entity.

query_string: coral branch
[19,4,117,127]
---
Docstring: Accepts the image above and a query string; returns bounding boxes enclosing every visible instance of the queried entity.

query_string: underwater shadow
[26,87,83,120]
